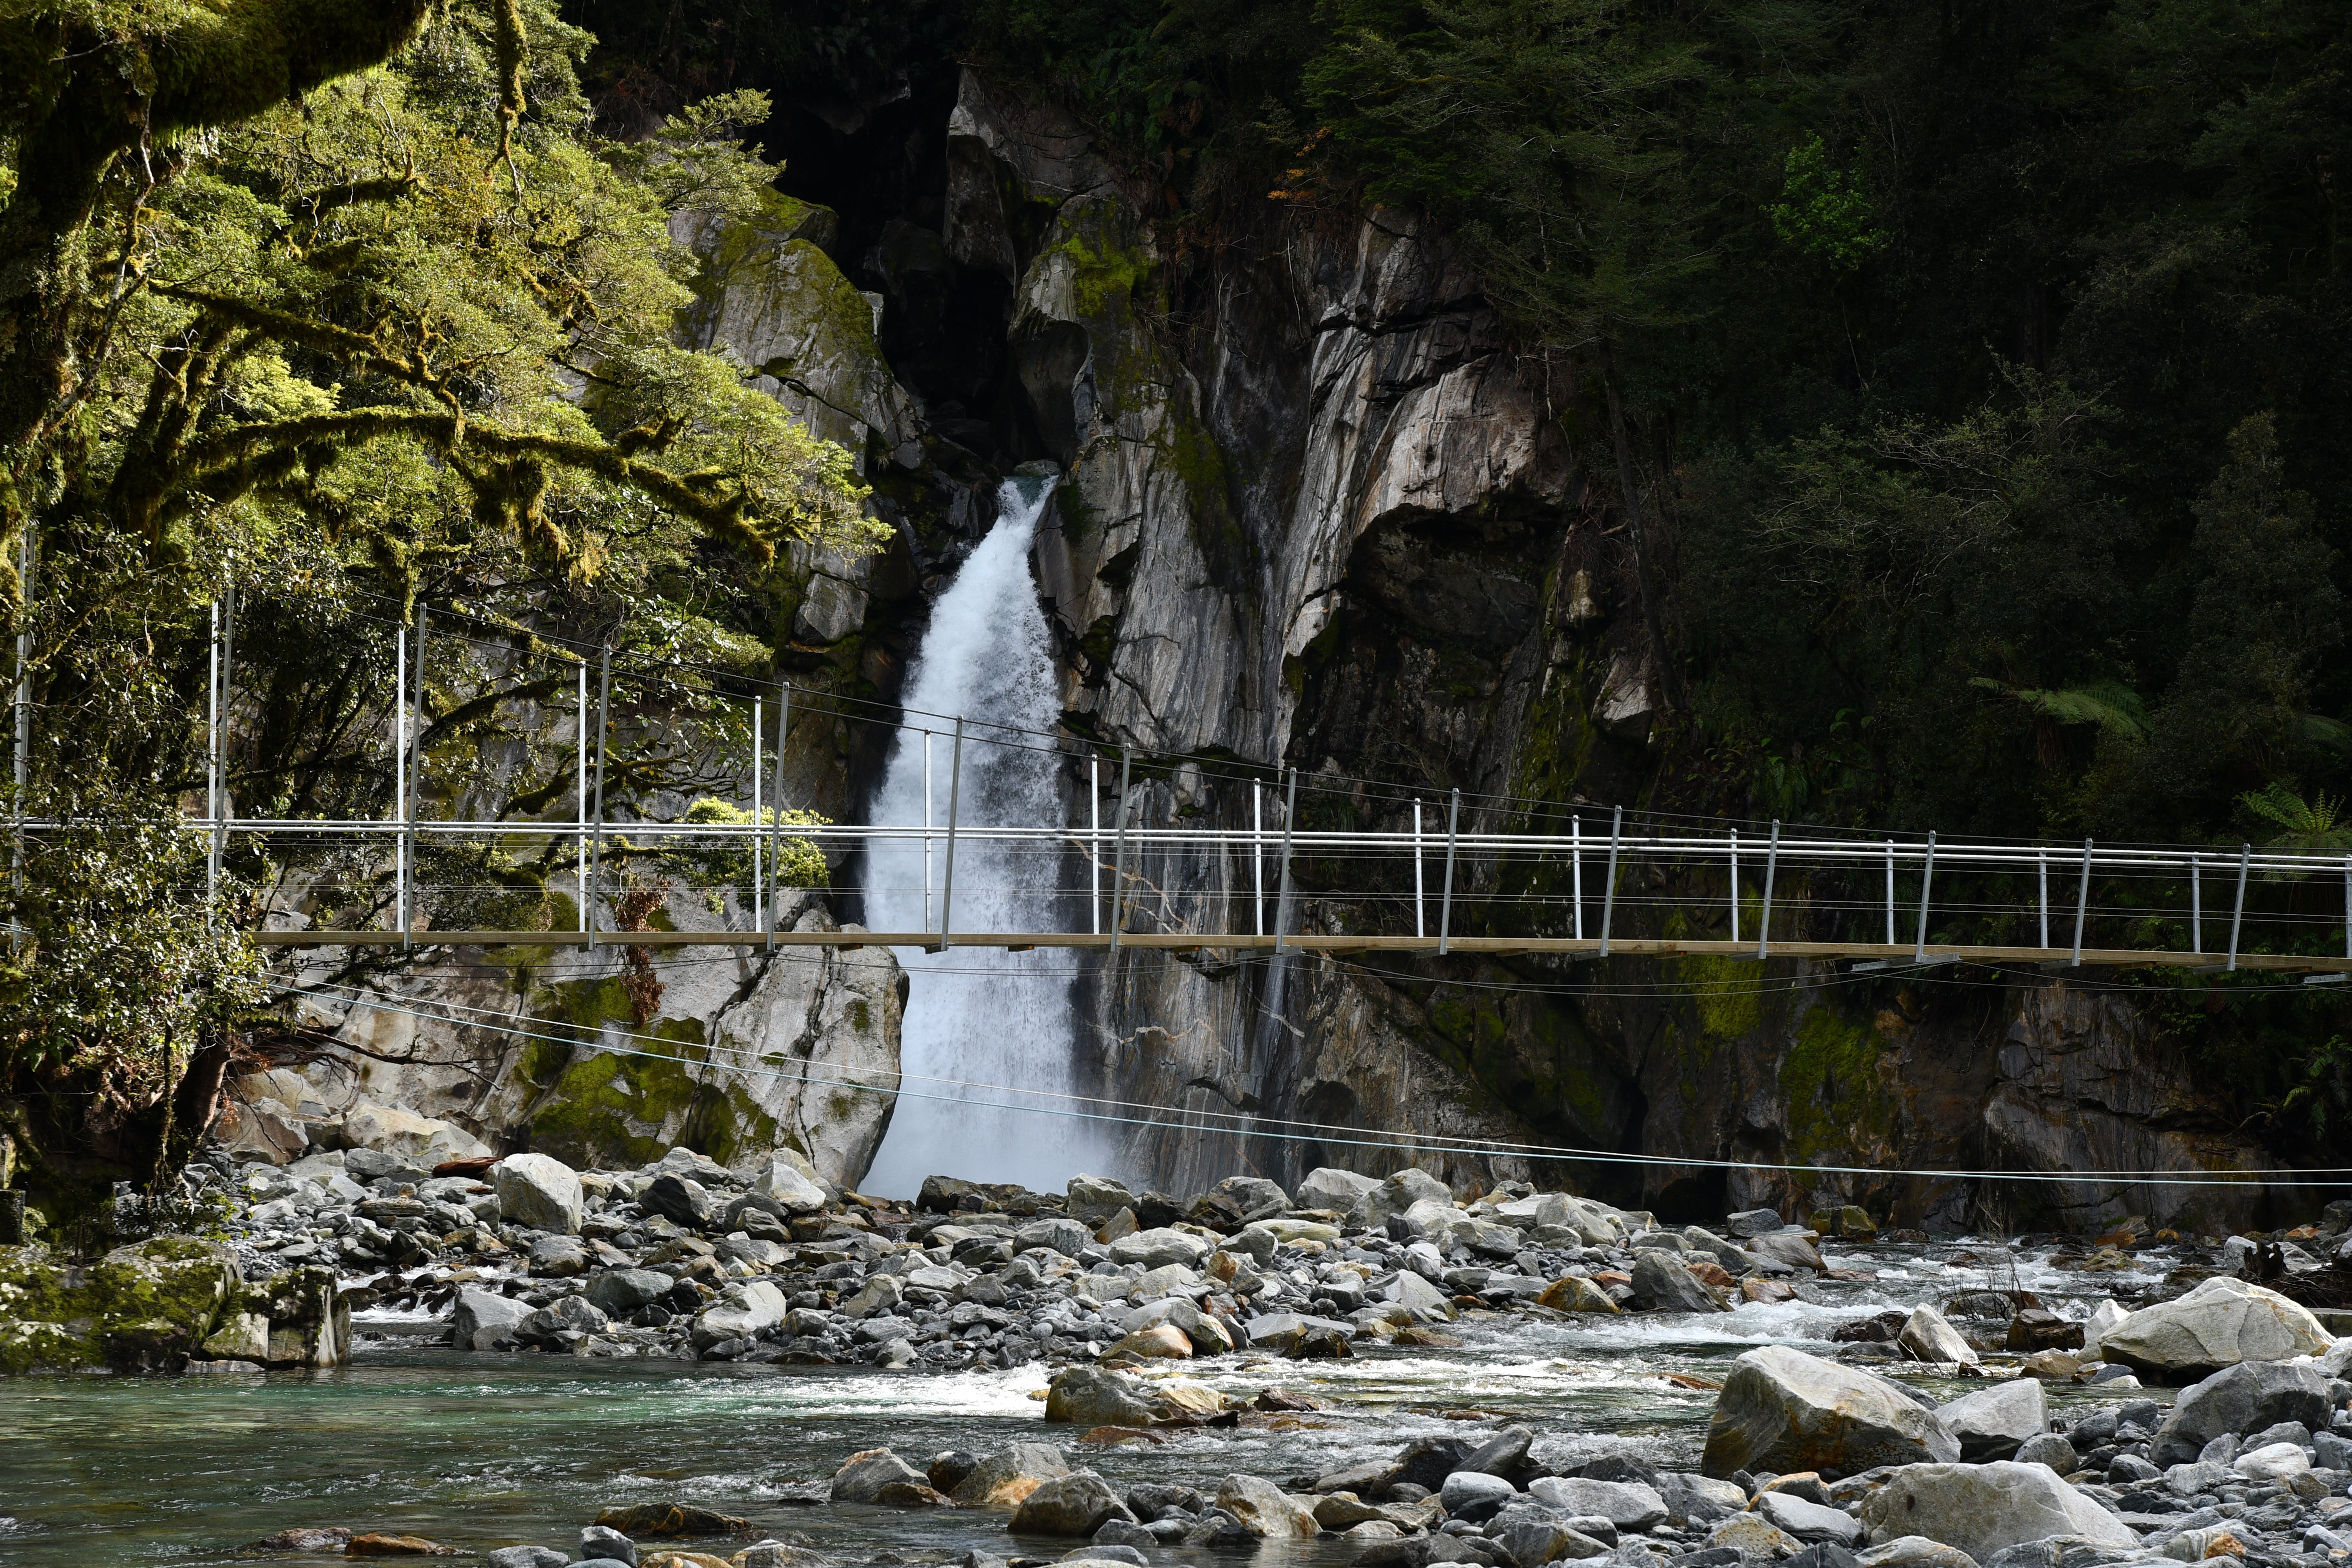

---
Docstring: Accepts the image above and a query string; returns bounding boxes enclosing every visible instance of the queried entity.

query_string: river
[0,1237,2168,1567]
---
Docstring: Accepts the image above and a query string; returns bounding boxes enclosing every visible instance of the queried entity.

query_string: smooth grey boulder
[1655,1472,1748,1525]
[1751,1232,1829,1273]
[1726,1208,1787,1239]
[832,1447,929,1503]
[2013,1434,2077,1473]
[1043,1367,1164,1429]
[451,1285,532,1350]
[1528,1477,1667,1530]
[1215,1473,1322,1538]
[1010,1471,1133,1536]
[1439,1470,1518,1511]
[1977,1540,2171,1568]
[1459,1424,1535,1479]
[580,1526,639,1566]
[1106,1227,1213,1269]
[1212,1176,1288,1215]
[1897,1306,1979,1367]
[2096,1277,2332,1381]
[489,1548,569,1568]
[585,1269,674,1315]
[2148,1358,2333,1464]
[1631,1251,1729,1313]
[518,1293,608,1341]
[1296,1167,1381,1216]
[1937,1378,2045,1459]
[1365,1168,1452,1227]
[1859,1538,1981,1568]
[1759,1490,1865,1546]
[1494,1511,1612,1564]
[492,1153,582,1234]
[1856,1463,2140,1558]
[1703,1345,1961,1479]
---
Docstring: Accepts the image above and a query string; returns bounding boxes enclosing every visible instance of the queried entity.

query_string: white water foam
[858,476,1113,1198]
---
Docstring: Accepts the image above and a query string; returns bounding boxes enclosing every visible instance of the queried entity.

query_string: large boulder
[1703,1345,1960,1479]
[1757,1491,1864,1546]
[1010,1471,1131,1536]
[2095,1277,2331,1382]
[1065,1175,1136,1225]
[1632,1252,1730,1313]
[493,1154,583,1235]
[1296,1167,1381,1216]
[641,1173,714,1229]
[950,1443,1073,1509]
[586,1269,675,1317]
[1937,1378,2046,1460]
[2148,1359,2333,1465]
[751,1156,829,1212]
[452,1286,533,1350]
[1898,1306,1979,1367]
[1043,1367,1164,1428]
[1365,1168,1452,1228]
[1105,1228,1212,1269]
[0,1236,240,1373]
[1655,1473,1748,1526]
[1527,1478,1667,1530]
[832,1448,928,1503]
[342,1102,493,1166]
[1216,1473,1321,1538]
[1856,1463,2140,1559]
[690,1282,787,1350]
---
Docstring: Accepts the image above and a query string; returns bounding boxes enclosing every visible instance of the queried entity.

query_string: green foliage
[2238,783,2352,852]
[1766,134,1888,272]
[664,797,830,891]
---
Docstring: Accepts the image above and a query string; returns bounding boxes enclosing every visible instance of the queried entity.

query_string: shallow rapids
[0,1237,2170,1568]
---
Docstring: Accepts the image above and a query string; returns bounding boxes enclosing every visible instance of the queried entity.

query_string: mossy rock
[0,1236,239,1373]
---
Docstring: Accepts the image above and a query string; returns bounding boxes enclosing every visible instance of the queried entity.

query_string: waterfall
[857,476,1112,1198]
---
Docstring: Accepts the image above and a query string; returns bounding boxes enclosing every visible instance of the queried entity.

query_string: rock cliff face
[787,69,2278,1230]
[251,68,2287,1231]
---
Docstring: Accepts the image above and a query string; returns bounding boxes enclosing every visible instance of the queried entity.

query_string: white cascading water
[858,476,1113,1197]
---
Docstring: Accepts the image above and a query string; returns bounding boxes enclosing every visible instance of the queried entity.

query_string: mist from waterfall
[857,476,1113,1198]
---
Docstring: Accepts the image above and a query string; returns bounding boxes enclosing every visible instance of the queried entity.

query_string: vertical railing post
[938,717,964,947]
[1438,788,1461,956]
[401,604,421,950]
[769,684,787,951]
[2038,847,2049,950]
[922,731,934,932]
[1914,830,1937,962]
[1756,819,1780,960]
[1413,799,1425,939]
[751,696,764,940]
[1253,783,1265,938]
[1274,768,1298,955]
[1109,744,1133,953]
[2071,838,2093,966]
[2226,841,2249,972]
[1571,815,1583,940]
[2190,853,2202,956]
[1883,839,1894,945]
[574,661,587,934]
[1089,753,1100,936]
[1601,804,1624,956]
[2342,855,2350,961]
[589,645,611,948]
[1727,827,1740,946]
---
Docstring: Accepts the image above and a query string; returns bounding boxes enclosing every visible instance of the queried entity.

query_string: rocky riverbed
[5,1148,2352,1568]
